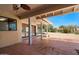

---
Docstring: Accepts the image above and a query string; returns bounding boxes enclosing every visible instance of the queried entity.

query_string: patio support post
[41,19,43,40]
[28,17,32,45]
[47,24,49,38]
[36,25,38,36]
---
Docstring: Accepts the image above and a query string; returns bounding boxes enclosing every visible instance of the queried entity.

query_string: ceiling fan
[13,4,31,11]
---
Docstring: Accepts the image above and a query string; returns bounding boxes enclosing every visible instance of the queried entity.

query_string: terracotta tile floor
[0,36,78,55]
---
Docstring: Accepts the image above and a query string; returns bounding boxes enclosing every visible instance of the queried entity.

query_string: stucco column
[41,19,43,40]
[35,25,38,36]
[46,24,49,38]
[28,17,32,45]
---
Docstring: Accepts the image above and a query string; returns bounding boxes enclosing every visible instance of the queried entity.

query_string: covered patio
[0,4,79,55]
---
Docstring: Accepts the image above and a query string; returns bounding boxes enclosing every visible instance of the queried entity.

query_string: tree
[58,25,65,33]
[59,25,78,33]
[59,25,65,28]
[48,24,53,32]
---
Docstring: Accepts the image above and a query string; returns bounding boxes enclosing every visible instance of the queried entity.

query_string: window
[0,21,8,31]
[0,17,17,31]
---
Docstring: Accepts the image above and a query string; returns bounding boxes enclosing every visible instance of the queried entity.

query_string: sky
[48,12,79,28]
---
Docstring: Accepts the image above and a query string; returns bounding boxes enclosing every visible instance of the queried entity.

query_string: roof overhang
[18,4,77,19]
[36,4,79,19]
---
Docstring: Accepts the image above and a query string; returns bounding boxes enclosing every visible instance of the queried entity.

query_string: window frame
[0,16,17,31]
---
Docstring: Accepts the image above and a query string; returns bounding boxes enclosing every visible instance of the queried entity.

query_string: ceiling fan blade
[21,4,31,10]
[13,4,19,10]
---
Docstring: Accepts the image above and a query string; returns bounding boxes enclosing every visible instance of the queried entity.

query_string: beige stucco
[0,18,23,48]
[0,8,22,48]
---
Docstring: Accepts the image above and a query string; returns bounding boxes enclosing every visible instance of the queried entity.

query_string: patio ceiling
[0,4,43,18]
[0,4,79,19]
[17,4,78,19]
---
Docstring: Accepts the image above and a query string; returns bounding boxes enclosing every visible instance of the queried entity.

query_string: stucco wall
[0,9,22,48]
